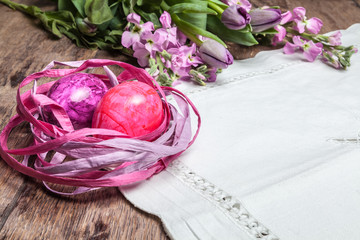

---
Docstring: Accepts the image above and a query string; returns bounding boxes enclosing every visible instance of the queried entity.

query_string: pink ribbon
[0,59,201,194]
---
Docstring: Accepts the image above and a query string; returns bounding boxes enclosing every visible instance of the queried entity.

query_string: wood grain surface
[0,0,359,239]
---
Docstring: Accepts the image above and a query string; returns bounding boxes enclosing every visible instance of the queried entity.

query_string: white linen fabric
[120,24,360,240]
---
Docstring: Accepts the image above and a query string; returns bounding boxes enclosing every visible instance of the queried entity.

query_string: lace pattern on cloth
[167,160,279,240]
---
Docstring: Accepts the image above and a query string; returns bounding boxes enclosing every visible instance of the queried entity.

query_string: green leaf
[207,15,258,46]
[174,15,226,47]
[58,0,77,13]
[166,0,208,29]
[97,1,119,32]
[252,27,279,35]
[84,0,113,25]
[208,0,228,8]
[168,3,217,15]
[71,0,86,17]
[109,30,123,36]
[108,14,125,30]
[137,0,162,6]
[134,6,161,28]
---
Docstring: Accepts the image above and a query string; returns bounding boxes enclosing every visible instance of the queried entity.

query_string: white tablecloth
[120,24,360,240]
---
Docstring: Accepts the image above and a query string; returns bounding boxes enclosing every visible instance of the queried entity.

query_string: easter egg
[92,81,164,137]
[44,73,108,129]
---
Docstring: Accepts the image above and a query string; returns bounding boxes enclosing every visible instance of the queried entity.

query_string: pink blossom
[121,13,154,48]
[292,7,323,34]
[272,25,286,46]
[328,31,342,46]
[177,29,187,46]
[156,11,180,49]
[133,48,151,67]
[127,13,141,25]
[159,11,172,28]
[283,36,323,62]
[140,31,165,56]
[280,11,293,24]
[156,27,178,49]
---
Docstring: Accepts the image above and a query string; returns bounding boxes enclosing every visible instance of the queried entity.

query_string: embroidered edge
[166,160,279,240]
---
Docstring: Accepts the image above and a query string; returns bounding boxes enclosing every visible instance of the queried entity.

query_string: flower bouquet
[1,0,357,86]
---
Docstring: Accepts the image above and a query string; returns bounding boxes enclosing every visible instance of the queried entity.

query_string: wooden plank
[0,2,168,239]
[0,0,359,239]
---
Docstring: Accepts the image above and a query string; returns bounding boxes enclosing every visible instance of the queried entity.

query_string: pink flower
[139,31,165,56]
[159,11,172,28]
[133,48,151,67]
[156,12,178,49]
[280,11,293,24]
[156,27,178,48]
[283,36,323,62]
[328,31,342,46]
[121,13,154,48]
[167,44,203,79]
[272,25,286,46]
[292,7,323,34]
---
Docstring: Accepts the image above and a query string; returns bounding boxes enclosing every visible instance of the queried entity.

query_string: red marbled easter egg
[92,81,164,137]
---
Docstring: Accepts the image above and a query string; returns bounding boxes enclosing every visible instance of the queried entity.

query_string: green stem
[156,53,164,73]
[207,2,224,15]
[160,1,170,11]
[0,0,38,17]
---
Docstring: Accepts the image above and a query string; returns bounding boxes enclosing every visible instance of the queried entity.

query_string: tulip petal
[199,40,233,69]
[221,5,250,30]
[250,8,282,33]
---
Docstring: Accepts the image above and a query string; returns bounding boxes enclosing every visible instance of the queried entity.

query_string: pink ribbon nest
[0,59,201,195]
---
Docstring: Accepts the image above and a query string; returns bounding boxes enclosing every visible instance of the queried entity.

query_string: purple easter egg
[44,73,108,129]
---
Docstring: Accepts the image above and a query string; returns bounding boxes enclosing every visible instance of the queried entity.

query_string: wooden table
[1,1,359,239]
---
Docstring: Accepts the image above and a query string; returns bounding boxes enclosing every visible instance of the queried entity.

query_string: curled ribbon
[0,59,201,195]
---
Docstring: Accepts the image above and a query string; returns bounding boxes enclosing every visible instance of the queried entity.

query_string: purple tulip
[250,8,282,33]
[199,39,233,69]
[221,5,251,30]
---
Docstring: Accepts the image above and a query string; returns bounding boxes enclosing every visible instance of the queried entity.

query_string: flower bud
[221,5,250,30]
[199,39,233,69]
[250,8,282,33]
[76,17,97,36]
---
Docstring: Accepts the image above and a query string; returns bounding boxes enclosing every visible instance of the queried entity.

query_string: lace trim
[167,160,279,240]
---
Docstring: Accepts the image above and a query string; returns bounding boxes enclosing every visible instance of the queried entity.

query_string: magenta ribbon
[0,59,201,194]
